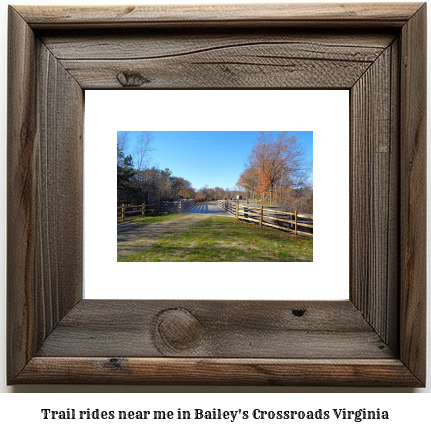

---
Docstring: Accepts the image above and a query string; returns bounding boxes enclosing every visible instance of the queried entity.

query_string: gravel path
[117,202,232,258]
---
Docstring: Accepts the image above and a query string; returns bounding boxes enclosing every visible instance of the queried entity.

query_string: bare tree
[214,186,225,200]
[248,131,310,203]
[283,180,313,213]
[132,131,154,195]
[134,131,154,172]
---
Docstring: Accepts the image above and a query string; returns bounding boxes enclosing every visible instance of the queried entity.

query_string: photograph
[117,131,313,262]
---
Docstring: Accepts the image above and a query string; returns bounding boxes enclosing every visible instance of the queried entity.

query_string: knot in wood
[108,358,123,369]
[292,308,306,317]
[116,71,150,87]
[155,308,203,351]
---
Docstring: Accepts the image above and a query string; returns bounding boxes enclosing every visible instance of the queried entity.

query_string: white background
[85,90,349,300]
[0,0,430,427]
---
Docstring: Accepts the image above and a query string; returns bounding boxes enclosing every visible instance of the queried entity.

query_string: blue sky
[119,131,313,190]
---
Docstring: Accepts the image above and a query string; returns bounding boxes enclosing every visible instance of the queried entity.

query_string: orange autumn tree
[240,132,310,202]
[236,165,259,198]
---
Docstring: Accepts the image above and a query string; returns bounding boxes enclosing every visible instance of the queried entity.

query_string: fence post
[122,203,125,221]
[236,201,239,220]
[294,209,298,236]
[260,205,263,229]
[142,203,145,217]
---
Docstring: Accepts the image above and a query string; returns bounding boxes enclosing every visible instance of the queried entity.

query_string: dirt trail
[117,214,213,258]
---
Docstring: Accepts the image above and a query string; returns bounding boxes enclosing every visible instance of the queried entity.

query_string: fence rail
[218,200,313,238]
[117,199,196,222]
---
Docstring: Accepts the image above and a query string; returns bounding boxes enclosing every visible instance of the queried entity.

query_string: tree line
[117,136,195,204]
[236,132,313,214]
[117,132,243,204]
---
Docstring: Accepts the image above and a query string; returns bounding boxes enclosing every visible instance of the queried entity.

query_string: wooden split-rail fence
[218,200,313,238]
[118,199,196,222]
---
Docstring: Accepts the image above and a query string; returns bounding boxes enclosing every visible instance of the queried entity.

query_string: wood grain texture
[7,3,427,386]
[7,6,38,381]
[7,6,83,383]
[15,3,423,29]
[350,43,399,349]
[15,358,423,386]
[41,30,394,89]
[36,300,393,359]
[387,38,401,356]
[35,40,84,335]
[399,3,427,385]
[41,31,395,60]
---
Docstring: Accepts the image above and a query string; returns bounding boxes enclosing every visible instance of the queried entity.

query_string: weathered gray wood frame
[7,3,426,386]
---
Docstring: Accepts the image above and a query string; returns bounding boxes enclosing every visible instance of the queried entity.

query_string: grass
[118,212,187,226]
[119,215,313,262]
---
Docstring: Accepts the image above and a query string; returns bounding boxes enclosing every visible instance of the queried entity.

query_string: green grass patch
[118,212,188,226]
[119,216,313,262]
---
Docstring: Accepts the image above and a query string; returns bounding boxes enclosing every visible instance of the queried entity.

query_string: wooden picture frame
[7,3,426,386]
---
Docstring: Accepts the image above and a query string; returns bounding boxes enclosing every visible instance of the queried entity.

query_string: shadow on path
[118,214,211,257]
[186,201,233,217]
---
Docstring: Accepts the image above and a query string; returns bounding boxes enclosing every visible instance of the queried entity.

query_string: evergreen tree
[117,144,138,201]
